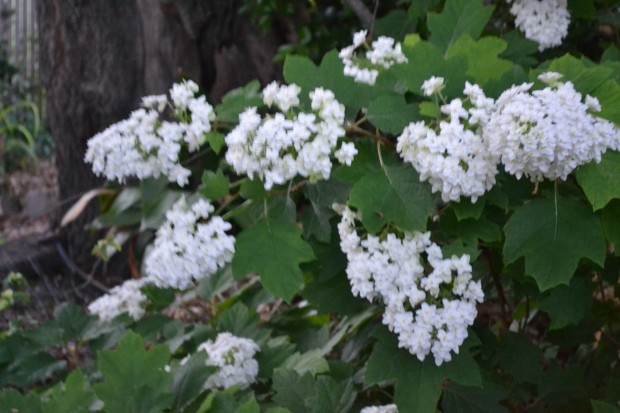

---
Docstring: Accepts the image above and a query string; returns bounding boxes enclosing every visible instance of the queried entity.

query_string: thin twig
[342,0,374,29]
[54,242,109,293]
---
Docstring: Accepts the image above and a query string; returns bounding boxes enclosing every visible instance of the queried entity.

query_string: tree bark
[35,0,283,267]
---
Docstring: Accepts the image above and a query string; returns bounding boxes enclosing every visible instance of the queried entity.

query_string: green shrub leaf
[233,219,315,302]
[349,163,434,233]
[503,195,606,291]
[576,151,620,210]
[94,332,173,413]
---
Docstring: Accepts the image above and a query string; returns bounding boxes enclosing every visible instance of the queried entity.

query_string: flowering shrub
[3,1,620,412]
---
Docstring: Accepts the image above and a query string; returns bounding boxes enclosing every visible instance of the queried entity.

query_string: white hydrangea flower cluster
[145,196,235,290]
[197,332,260,390]
[360,405,398,413]
[397,81,498,203]
[486,73,620,182]
[225,82,356,190]
[339,30,408,85]
[507,0,570,51]
[85,80,215,187]
[337,206,484,366]
[88,278,149,322]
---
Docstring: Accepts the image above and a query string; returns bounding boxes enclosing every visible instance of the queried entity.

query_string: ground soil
[0,159,107,330]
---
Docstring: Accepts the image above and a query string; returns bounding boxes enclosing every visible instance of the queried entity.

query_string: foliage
[3,1,620,412]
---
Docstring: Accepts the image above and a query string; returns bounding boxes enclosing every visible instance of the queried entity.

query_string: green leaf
[427,0,494,53]
[498,332,543,385]
[273,369,315,413]
[232,219,315,302]
[375,10,417,40]
[94,332,173,413]
[537,364,586,405]
[452,198,485,221]
[446,36,513,84]
[503,195,606,291]
[602,200,620,252]
[500,31,538,68]
[419,101,441,119]
[45,370,98,413]
[545,55,613,94]
[592,400,620,413]
[577,152,620,210]
[240,179,266,200]
[365,327,481,413]
[282,350,330,377]
[284,51,373,114]
[205,131,225,155]
[540,276,593,330]
[139,179,184,230]
[367,94,419,135]
[349,163,434,234]
[0,388,43,413]
[309,376,355,413]
[592,80,620,124]
[52,302,98,343]
[215,80,264,124]
[218,303,269,343]
[199,170,230,201]
[172,352,216,412]
[442,381,509,413]
[393,37,469,97]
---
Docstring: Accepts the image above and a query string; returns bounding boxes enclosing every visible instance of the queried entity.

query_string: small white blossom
[421,76,445,96]
[397,82,498,203]
[485,74,620,181]
[507,0,570,51]
[85,80,214,186]
[339,31,407,85]
[335,142,358,166]
[197,332,260,390]
[88,278,149,322]
[337,207,483,366]
[145,197,235,290]
[360,405,398,413]
[225,84,354,190]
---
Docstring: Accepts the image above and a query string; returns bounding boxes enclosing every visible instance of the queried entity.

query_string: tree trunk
[35,0,283,267]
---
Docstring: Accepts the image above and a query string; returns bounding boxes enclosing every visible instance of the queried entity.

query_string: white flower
[337,207,483,366]
[507,0,570,51]
[335,142,358,166]
[353,30,367,48]
[197,332,260,390]
[85,80,214,186]
[88,278,149,322]
[485,75,620,181]
[421,76,445,96]
[360,405,398,413]
[397,82,498,203]
[339,31,407,85]
[145,197,235,290]
[225,85,353,190]
[538,71,563,86]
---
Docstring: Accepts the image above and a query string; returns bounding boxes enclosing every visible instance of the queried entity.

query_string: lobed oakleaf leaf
[446,35,513,84]
[349,163,434,234]
[592,400,620,413]
[540,276,593,330]
[427,0,494,53]
[365,327,480,413]
[366,94,420,135]
[93,332,173,413]
[576,151,620,210]
[442,381,509,413]
[232,219,315,302]
[503,195,606,291]
[45,370,98,413]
